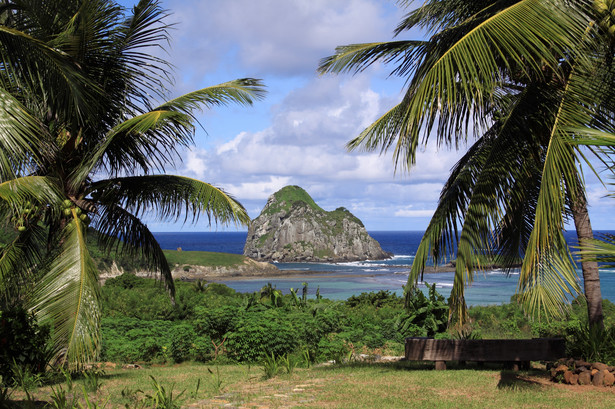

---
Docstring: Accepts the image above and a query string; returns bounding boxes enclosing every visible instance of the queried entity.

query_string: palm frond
[393,0,497,36]
[409,134,491,287]
[0,176,60,209]
[70,79,266,184]
[88,175,250,227]
[29,210,100,366]
[0,224,46,306]
[89,203,174,299]
[318,41,427,77]
[329,1,592,169]
[107,0,173,108]
[517,100,583,318]
[157,78,267,113]
[577,234,615,266]
[0,24,100,121]
[0,88,42,178]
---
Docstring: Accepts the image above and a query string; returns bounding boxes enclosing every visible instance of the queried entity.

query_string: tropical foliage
[100,276,615,365]
[318,0,615,325]
[0,0,265,365]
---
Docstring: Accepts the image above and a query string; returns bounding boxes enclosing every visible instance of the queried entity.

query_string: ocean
[153,230,615,306]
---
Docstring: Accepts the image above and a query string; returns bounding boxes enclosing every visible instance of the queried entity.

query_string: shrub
[316,333,350,362]
[104,273,147,289]
[346,290,402,309]
[101,317,175,363]
[226,311,297,362]
[192,336,213,362]
[399,283,448,337]
[566,323,615,365]
[0,306,50,384]
[169,324,197,363]
[193,305,242,341]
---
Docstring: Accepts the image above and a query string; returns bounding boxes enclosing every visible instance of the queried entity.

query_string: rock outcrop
[99,257,280,283]
[243,185,391,262]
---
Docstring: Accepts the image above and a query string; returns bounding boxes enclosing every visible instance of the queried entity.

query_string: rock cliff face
[99,257,280,284]
[243,186,391,262]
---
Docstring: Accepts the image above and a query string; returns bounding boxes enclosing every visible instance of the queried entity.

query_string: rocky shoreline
[98,258,281,283]
[99,262,466,284]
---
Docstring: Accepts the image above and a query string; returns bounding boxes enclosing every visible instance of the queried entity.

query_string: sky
[119,0,615,232]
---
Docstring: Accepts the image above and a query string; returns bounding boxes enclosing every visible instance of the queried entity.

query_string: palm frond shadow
[497,371,543,391]
[315,360,435,372]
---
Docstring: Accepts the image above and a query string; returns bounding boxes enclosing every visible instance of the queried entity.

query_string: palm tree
[318,0,615,327]
[0,0,265,365]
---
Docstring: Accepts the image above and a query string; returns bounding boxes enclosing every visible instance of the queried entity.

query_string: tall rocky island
[244,186,391,262]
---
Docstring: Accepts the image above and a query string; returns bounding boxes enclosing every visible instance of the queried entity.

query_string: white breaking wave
[419,281,454,288]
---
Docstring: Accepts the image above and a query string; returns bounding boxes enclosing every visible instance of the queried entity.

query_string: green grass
[162,250,247,268]
[8,361,615,408]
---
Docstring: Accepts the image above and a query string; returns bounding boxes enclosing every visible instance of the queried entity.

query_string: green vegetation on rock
[263,185,324,215]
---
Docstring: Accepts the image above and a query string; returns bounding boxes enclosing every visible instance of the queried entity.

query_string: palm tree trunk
[571,195,604,328]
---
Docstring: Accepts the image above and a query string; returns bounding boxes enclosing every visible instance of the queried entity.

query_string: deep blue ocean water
[153,230,615,306]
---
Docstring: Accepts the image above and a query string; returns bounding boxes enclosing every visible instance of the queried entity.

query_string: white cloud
[167,0,400,77]
[395,208,436,218]
[222,176,293,200]
[217,132,248,155]
[184,149,208,177]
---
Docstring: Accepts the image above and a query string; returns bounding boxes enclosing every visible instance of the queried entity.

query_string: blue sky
[119,0,615,232]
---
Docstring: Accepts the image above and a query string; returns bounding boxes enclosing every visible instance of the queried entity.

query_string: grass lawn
[162,250,247,268]
[7,361,615,408]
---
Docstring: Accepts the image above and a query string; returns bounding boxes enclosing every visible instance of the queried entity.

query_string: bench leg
[435,361,447,370]
[508,362,530,371]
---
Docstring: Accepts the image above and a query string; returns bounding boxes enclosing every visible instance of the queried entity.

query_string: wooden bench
[405,337,565,370]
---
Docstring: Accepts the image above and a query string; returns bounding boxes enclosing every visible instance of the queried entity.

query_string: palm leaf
[0,176,60,209]
[577,234,615,266]
[88,175,249,226]
[89,203,174,299]
[105,0,173,109]
[318,40,427,77]
[0,224,46,305]
[517,102,583,319]
[157,78,267,113]
[0,88,42,178]
[324,0,592,169]
[69,79,266,185]
[0,24,100,121]
[29,210,100,365]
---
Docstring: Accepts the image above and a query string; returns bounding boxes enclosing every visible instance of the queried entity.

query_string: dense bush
[317,333,351,362]
[102,277,177,320]
[0,306,50,384]
[98,275,615,366]
[101,318,175,362]
[226,310,297,362]
[193,305,242,341]
[169,324,197,363]
[346,290,403,309]
[467,301,533,339]
[399,283,448,337]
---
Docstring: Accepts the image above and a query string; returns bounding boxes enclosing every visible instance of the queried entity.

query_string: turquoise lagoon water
[153,230,615,306]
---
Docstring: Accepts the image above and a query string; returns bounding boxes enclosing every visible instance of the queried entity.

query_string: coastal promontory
[243,185,391,262]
